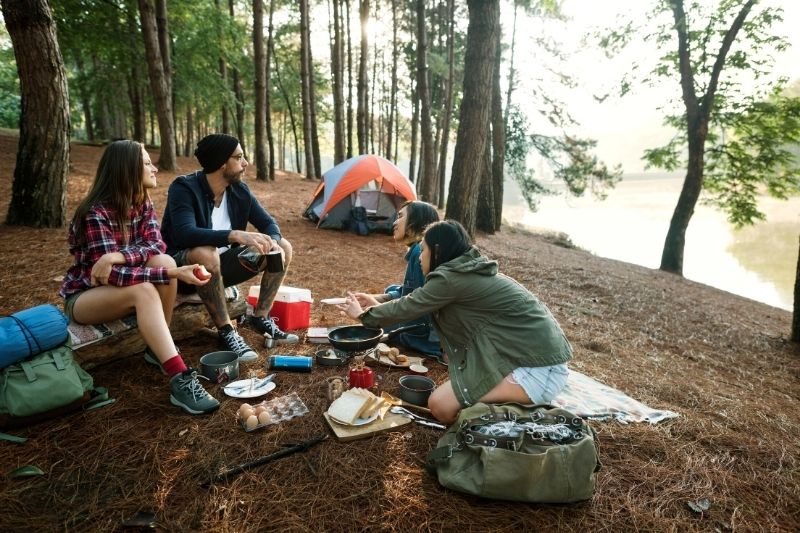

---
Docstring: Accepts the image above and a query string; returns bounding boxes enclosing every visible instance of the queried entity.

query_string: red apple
[194,265,211,281]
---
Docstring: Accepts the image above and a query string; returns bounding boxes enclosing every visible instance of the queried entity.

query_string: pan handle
[382,323,427,341]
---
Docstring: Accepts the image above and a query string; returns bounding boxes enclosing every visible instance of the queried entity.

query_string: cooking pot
[199,351,239,384]
[327,324,426,352]
[398,375,435,406]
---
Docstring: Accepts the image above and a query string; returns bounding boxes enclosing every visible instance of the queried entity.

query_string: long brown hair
[72,140,147,246]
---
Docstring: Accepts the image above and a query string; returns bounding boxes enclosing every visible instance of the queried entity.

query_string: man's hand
[229,230,274,254]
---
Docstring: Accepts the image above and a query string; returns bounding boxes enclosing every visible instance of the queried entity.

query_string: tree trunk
[266,0,276,181]
[369,39,377,155]
[490,2,504,232]
[409,85,418,182]
[75,54,94,141]
[299,0,315,178]
[253,0,268,181]
[185,102,194,156]
[138,0,177,170]
[661,0,756,275]
[229,0,247,157]
[308,22,322,179]
[445,0,498,236]
[385,0,398,161]
[792,233,800,342]
[345,0,354,158]
[476,135,495,232]
[214,0,230,135]
[415,0,436,201]
[2,0,70,228]
[503,0,518,134]
[272,39,301,174]
[154,0,177,158]
[436,0,455,209]
[356,0,369,155]
[332,0,345,164]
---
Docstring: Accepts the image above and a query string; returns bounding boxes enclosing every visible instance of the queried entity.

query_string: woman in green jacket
[339,220,572,424]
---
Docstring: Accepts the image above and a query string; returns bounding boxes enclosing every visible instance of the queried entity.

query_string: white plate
[320,297,347,305]
[328,410,380,426]
[222,379,276,399]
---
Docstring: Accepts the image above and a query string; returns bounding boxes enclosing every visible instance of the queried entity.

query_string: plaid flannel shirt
[60,200,170,298]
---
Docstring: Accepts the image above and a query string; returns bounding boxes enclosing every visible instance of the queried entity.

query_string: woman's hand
[169,264,211,286]
[337,291,364,319]
[90,252,123,286]
[354,292,380,308]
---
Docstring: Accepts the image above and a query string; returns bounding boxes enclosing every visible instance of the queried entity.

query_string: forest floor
[0,132,798,532]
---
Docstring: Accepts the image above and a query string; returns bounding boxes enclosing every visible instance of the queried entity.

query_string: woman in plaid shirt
[60,140,220,415]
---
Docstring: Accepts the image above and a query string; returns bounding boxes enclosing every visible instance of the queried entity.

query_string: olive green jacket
[361,247,572,406]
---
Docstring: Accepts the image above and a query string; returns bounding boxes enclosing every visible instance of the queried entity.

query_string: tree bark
[436,0,455,209]
[229,0,247,157]
[332,0,345,164]
[660,0,755,274]
[490,1,504,232]
[308,20,322,179]
[357,0,369,154]
[409,85,418,183]
[272,39,301,173]
[445,0,498,236]
[138,0,177,170]
[385,0,399,161]
[2,0,70,228]
[266,0,276,180]
[253,0,268,181]
[214,0,230,135]
[299,0,316,178]
[345,0,354,159]
[476,134,495,232]
[415,0,436,201]
[792,233,800,342]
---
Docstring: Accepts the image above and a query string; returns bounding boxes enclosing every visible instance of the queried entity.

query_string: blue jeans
[384,285,443,358]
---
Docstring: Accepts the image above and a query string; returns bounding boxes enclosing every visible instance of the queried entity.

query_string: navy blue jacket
[160,170,282,255]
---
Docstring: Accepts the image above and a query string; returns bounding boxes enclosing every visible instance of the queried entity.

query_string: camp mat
[552,370,679,424]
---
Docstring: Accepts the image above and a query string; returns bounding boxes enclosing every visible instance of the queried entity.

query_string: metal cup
[264,335,276,349]
[237,246,267,273]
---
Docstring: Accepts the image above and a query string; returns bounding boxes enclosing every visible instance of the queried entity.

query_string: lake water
[502,174,799,311]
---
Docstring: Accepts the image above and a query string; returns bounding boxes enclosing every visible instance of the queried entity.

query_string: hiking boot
[169,369,220,415]
[218,325,259,362]
[247,315,299,344]
[143,348,166,375]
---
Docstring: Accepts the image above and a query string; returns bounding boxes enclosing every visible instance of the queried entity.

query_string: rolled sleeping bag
[0,304,69,368]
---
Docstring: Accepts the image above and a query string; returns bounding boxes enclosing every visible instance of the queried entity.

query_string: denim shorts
[508,363,570,404]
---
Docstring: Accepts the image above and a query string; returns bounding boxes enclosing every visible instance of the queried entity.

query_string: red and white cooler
[247,285,313,331]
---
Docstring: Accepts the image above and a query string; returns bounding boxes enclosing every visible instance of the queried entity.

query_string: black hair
[400,200,440,243]
[423,220,472,272]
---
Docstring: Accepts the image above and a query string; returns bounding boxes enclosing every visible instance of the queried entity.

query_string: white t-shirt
[211,191,232,253]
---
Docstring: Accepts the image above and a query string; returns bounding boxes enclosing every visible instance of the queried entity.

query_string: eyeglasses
[229,153,245,162]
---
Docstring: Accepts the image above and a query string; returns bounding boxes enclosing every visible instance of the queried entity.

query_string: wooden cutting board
[323,411,412,441]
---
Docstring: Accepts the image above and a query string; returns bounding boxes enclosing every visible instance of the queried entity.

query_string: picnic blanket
[552,370,679,424]
[67,287,239,350]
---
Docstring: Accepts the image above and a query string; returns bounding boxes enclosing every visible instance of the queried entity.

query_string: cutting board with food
[367,343,424,368]
[324,387,412,441]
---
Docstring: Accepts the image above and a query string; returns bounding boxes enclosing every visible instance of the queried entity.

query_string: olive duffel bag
[426,403,601,503]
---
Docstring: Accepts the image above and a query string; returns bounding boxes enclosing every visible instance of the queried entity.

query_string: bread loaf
[327,390,371,424]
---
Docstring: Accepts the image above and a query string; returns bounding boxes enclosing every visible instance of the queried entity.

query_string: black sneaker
[218,324,259,362]
[247,315,299,344]
[169,369,220,415]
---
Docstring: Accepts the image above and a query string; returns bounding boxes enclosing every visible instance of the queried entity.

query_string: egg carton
[237,392,309,432]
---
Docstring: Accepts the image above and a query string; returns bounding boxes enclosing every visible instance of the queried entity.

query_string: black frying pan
[327,324,426,352]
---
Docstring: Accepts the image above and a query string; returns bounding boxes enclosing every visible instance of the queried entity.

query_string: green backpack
[426,403,601,503]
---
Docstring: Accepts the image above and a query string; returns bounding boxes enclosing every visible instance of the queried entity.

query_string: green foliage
[505,104,621,212]
[0,30,19,128]
[604,0,800,229]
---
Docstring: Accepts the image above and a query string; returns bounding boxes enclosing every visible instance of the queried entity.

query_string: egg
[255,405,267,416]
[240,402,253,411]
[257,411,272,425]
[239,406,255,420]
[245,414,259,430]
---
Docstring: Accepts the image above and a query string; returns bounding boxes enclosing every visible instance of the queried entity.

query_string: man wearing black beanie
[160,134,298,364]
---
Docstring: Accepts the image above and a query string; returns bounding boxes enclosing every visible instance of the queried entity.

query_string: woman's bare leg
[428,376,531,425]
[71,283,176,363]
[146,254,177,325]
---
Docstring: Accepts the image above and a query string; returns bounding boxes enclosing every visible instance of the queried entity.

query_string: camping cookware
[327,324,426,352]
[398,375,435,406]
[348,362,375,389]
[315,348,348,366]
[200,351,240,384]
[381,391,432,413]
[389,406,446,430]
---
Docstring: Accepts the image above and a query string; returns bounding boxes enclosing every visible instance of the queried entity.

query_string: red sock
[162,355,188,377]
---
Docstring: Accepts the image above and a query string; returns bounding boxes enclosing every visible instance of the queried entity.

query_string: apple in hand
[193,265,212,281]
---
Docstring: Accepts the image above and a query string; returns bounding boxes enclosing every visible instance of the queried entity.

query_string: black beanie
[194,134,240,173]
